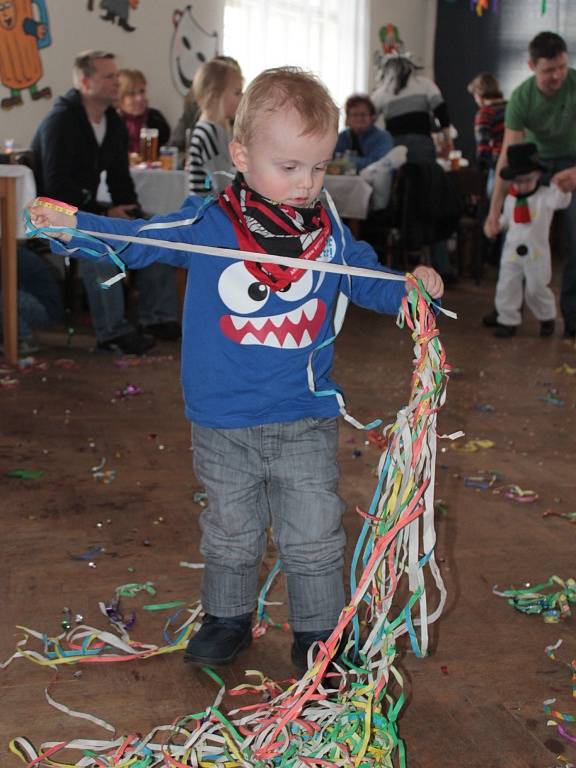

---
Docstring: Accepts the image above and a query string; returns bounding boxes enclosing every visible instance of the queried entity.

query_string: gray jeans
[192,417,346,632]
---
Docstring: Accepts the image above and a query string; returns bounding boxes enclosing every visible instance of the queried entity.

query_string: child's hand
[411,266,444,299]
[26,199,77,242]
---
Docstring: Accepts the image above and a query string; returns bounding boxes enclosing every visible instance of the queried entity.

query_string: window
[223,0,369,115]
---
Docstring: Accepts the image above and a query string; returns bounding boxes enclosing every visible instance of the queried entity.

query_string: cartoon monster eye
[276,268,313,302]
[182,36,191,50]
[218,261,271,314]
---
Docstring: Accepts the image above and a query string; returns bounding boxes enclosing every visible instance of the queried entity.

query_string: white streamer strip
[79,228,457,320]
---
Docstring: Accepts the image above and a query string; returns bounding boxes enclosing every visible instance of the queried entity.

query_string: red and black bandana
[219,174,332,291]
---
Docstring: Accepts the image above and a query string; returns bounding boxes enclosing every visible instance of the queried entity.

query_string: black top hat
[500,142,547,180]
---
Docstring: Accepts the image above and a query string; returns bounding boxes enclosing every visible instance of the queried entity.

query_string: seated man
[31,49,181,355]
[334,94,394,172]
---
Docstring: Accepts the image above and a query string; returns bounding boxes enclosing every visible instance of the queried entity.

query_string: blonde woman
[188,59,243,195]
[117,68,171,155]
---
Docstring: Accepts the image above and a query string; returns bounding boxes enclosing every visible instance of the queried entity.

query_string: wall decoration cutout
[0,0,52,110]
[170,5,218,97]
[87,0,140,33]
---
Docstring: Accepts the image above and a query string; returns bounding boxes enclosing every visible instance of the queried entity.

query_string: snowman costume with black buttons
[495,144,571,328]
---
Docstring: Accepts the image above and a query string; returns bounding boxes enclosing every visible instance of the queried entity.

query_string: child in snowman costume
[486,142,571,337]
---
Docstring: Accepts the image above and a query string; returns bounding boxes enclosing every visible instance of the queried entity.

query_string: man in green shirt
[484,32,576,338]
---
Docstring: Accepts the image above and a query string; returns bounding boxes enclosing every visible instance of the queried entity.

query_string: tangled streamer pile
[7,279,451,768]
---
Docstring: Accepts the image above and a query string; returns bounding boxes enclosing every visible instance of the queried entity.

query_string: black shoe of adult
[118,18,136,31]
[100,11,116,21]
[142,321,182,341]
[482,310,499,327]
[540,320,555,338]
[291,628,335,673]
[97,330,156,355]
[184,613,252,667]
[493,324,517,338]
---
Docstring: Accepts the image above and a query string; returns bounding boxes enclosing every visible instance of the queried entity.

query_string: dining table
[130,167,188,215]
[0,164,37,363]
[100,167,374,222]
[323,174,373,222]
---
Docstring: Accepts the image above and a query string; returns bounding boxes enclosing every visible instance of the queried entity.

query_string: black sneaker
[184,613,252,667]
[493,323,517,338]
[97,330,155,355]
[142,321,181,341]
[540,319,555,338]
[291,629,335,672]
[482,310,499,327]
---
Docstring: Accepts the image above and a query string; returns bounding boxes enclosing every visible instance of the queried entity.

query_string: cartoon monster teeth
[231,316,249,330]
[220,298,327,349]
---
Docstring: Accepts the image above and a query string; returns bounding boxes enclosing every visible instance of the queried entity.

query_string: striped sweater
[188,120,233,195]
[474,101,507,170]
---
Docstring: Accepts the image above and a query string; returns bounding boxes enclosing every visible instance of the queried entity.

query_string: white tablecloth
[99,168,372,221]
[323,175,373,220]
[130,168,188,215]
[98,168,188,216]
[0,165,36,238]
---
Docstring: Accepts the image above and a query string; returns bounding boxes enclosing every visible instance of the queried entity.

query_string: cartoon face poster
[170,5,218,97]
[0,0,52,110]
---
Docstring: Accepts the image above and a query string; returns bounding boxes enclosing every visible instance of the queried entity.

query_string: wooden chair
[448,167,487,283]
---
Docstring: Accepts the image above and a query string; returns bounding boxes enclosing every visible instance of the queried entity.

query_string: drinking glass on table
[140,128,159,163]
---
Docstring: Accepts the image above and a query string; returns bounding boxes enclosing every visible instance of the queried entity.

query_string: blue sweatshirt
[334,125,394,171]
[59,196,407,428]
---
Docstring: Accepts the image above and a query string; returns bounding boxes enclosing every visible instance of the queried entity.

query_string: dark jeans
[542,156,576,327]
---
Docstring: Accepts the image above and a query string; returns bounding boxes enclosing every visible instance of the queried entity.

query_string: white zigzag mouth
[220,298,326,349]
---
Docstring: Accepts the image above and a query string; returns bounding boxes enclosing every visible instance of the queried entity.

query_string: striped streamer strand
[8,278,450,767]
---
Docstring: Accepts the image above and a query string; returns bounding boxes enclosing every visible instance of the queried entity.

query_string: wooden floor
[1,271,575,767]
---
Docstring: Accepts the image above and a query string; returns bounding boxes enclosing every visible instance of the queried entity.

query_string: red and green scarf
[510,185,531,224]
[219,175,331,291]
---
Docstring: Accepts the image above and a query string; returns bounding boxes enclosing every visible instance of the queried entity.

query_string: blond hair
[117,68,147,100]
[73,50,114,87]
[234,67,339,145]
[192,59,241,123]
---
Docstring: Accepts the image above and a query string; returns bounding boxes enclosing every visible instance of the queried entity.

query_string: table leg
[0,176,18,363]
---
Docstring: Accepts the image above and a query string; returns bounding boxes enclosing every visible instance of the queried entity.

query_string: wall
[2,0,438,151]
[1,0,224,149]
[369,0,438,86]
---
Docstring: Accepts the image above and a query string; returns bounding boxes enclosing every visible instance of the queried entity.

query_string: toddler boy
[27,67,443,671]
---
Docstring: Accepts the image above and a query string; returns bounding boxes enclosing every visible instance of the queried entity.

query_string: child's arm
[26,197,209,270]
[499,195,513,232]
[547,182,572,211]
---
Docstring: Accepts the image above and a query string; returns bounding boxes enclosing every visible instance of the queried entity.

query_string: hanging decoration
[445,0,548,16]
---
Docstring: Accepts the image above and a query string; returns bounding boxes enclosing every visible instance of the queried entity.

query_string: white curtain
[223,0,369,117]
